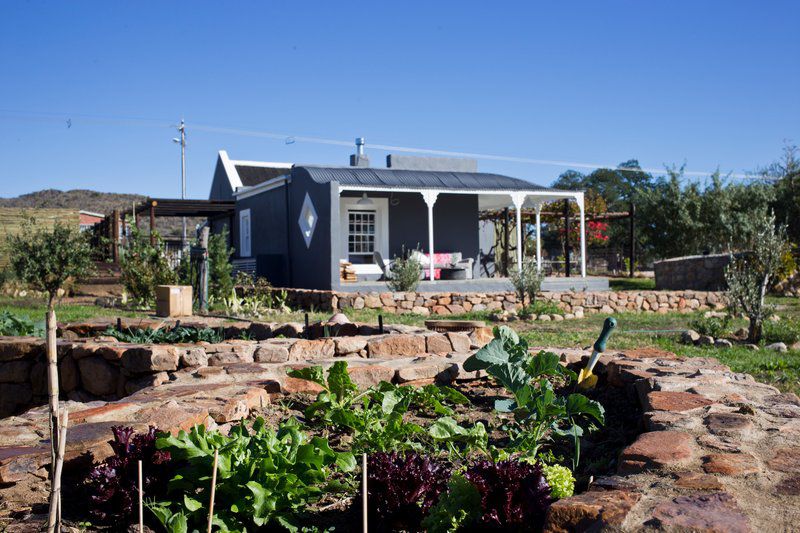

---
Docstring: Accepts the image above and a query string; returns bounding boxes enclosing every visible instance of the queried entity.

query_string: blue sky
[1,1,798,198]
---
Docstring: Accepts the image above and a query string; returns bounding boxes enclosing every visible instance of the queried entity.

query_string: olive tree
[7,220,93,473]
[724,211,789,343]
[510,260,544,308]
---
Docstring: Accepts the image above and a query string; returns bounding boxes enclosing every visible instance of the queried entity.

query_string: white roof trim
[233,175,289,200]
[219,150,243,190]
[79,210,105,218]
[230,159,293,169]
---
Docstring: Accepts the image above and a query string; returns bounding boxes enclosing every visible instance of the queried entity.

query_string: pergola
[336,183,587,282]
[98,198,235,262]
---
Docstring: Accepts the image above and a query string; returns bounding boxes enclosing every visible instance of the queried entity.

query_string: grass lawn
[2,294,798,394]
[608,277,656,291]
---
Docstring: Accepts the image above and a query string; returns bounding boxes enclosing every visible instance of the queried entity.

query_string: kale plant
[86,426,172,523]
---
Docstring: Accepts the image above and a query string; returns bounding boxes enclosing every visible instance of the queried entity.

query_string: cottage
[210,143,604,292]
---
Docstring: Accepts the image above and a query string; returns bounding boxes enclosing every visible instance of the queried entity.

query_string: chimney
[349,137,370,167]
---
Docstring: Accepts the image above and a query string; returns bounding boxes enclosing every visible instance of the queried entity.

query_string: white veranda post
[578,193,586,277]
[511,192,527,272]
[535,203,542,272]
[422,191,439,282]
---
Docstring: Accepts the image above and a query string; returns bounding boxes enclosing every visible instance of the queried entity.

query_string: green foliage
[541,463,575,499]
[765,143,800,246]
[224,272,288,317]
[421,474,482,533]
[208,227,234,301]
[520,299,563,319]
[387,247,422,292]
[763,318,800,345]
[510,261,544,307]
[7,219,94,302]
[725,211,791,342]
[287,362,483,455]
[464,326,604,465]
[688,314,731,338]
[0,310,39,336]
[119,222,177,305]
[102,325,224,344]
[150,417,355,532]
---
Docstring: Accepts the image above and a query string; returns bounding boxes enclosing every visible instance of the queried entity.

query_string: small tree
[387,248,423,292]
[208,227,234,301]
[725,211,789,343]
[7,220,93,481]
[119,222,176,306]
[510,260,544,308]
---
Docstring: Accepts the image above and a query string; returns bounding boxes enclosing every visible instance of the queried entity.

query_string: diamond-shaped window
[298,193,318,248]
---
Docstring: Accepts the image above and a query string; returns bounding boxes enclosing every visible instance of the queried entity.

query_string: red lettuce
[364,451,451,530]
[86,426,172,522]
[464,459,552,530]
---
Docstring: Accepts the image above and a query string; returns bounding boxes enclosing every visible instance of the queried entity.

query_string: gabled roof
[235,165,290,187]
[292,166,564,192]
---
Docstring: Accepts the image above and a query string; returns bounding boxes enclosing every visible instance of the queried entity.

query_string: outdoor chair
[373,251,393,280]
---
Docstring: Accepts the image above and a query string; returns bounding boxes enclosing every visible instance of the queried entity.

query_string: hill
[0,189,201,238]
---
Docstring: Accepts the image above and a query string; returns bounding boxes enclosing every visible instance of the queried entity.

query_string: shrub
[510,261,544,307]
[388,248,422,292]
[119,223,177,305]
[364,451,451,530]
[763,319,800,345]
[725,211,790,342]
[464,459,552,529]
[208,227,234,301]
[688,315,731,338]
[520,299,563,319]
[86,426,172,523]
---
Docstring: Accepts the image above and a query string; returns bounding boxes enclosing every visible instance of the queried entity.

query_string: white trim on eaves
[230,159,293,169]
[233,176,289,200]
[219,150,243,190]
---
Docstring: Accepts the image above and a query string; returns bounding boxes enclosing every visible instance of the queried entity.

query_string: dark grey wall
[479,219,498,277]
[209,157,234,201]
[234,187,290,285]
[287,174,333,290]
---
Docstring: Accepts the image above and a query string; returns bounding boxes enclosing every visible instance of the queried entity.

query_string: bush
[763,319,800,345]
[208,227,234,301]
[688,315,731,338]
[0,310,38,336]
[388,248,422,292]
[510,261,544,307]
[119,223,177,305]
[520,300,563,319]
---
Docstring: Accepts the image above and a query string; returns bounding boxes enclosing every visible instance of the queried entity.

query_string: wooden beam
[564,200,571,278]
[629,201,636,278]
[149,201,156,246]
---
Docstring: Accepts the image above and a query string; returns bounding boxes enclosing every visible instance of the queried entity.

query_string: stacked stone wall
[654,254,731,291]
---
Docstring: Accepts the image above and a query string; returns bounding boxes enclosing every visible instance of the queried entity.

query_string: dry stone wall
[654,254,731,291]
[278,288,725,316]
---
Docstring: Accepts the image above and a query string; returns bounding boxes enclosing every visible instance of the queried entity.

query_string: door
[239,209,251,257]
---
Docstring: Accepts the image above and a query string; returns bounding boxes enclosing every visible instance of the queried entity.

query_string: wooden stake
[207,449,219,533]
[138,460,144,533]
[362,453,368,533]
[47,408,68,533]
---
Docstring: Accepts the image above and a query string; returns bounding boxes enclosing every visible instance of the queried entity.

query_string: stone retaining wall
[278,288,726,316]
[0,324,492,417]
[654,254,731,291]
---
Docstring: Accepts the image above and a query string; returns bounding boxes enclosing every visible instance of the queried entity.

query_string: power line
[0,108,774,181]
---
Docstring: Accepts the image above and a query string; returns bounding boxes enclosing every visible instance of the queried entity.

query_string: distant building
[79,210,105,231]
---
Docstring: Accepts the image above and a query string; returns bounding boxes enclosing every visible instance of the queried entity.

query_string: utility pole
[173,119,187,246]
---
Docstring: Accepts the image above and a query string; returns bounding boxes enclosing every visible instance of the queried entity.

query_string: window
[348,210,376,257]
[239,209,251,257]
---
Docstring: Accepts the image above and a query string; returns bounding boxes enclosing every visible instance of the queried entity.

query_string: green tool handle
[593,317,617,353]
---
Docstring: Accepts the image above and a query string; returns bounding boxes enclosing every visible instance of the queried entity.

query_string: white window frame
[239,208,252,257]
[339,197,389,263]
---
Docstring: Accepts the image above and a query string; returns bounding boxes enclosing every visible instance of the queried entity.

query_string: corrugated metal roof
[292,166,566,192]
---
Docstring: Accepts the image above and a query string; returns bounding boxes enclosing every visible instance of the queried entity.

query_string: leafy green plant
[288,363,483,455]
[102,325,224,344]
[688,314,731,338]
[763,318,800,345]
[421,474,481,533]
[0,310,39,336]
[150,417,355,532]
[541,463,575,499]
[208,227,234,301]
[387,246,422,292]
[519,299,563,319]
[463,326,605,465]
[119,222,177,306]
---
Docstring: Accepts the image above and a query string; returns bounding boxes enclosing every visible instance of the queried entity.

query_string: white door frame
[239,208,251,257]
[339,197,389,263]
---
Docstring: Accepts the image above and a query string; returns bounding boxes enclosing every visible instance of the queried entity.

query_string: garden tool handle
[586,317,617,373]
